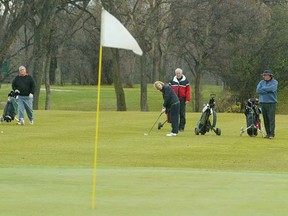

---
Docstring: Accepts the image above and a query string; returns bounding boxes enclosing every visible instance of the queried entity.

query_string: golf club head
[158,122,162,130]
[144,112,163,136]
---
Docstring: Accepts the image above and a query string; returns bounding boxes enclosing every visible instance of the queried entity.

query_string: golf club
[158,120,167,130]
[144,112,163,135]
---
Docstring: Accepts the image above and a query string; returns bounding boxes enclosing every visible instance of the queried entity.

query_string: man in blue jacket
[256,69,278,139]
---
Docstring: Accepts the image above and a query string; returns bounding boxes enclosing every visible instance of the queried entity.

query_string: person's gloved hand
[161,107,166,114]
[29,93,33,99]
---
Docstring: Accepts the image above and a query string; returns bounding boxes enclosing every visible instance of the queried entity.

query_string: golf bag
[158,109,170,130]
[194,96,221,136]
[240,98,264,137]
[0,91,18,123]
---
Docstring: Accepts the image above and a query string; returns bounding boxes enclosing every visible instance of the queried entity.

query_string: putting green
[1,167,287,216]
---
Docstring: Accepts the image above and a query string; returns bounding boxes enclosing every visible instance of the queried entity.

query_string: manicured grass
[0,83,287,215]
[1,110,288,215]
[2,111,287,171]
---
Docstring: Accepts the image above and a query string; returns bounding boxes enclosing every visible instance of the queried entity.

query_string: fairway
[1,111,288,215]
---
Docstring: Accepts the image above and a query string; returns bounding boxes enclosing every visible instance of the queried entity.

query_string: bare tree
[28,0,63,109]
[167,0,268,111]
[2,0,288,113]
[120,0,171,111]
[0,1,31,86]
[25,0,91,109]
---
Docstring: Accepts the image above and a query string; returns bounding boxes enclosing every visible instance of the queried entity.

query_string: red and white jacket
[169,75,191,102]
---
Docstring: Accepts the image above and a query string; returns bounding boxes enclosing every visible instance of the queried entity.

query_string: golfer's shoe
[166,133,177,137]
[17,118,25,125]
[29,120,34,125]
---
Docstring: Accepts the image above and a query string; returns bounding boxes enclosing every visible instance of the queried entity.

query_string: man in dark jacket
[256,69,278,139]
[169,68,191,131]
[154,81,180,136]
[12,66,36,125]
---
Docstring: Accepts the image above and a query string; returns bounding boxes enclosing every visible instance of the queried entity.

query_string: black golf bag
[194,96,221,136]
[240,98,264,137]
[0,91,18,123]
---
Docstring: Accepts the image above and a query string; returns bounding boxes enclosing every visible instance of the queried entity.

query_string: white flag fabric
[100,9,143,56]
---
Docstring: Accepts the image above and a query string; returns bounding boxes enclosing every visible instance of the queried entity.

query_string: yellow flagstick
[92,45,103,209]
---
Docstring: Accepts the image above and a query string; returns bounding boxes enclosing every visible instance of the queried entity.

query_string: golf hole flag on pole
[92,8,143,209]
[100,9,143,56]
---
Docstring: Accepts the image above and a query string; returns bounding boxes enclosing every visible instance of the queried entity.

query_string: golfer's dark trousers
[179,98,186,130]
[171,102,180,134]
[260,103,276,137]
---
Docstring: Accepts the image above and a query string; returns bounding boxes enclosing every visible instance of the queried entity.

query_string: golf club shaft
[161,120,167,126]
[146,112,163,134]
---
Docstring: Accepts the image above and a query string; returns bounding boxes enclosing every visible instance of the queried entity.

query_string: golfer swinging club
[154,81,180,136]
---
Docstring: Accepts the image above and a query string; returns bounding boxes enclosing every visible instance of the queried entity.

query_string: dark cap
[262,69,273,76]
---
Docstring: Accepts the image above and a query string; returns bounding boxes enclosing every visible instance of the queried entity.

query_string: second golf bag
[194,96,221,136]
[240,98,264,137]
[0,91,18,123]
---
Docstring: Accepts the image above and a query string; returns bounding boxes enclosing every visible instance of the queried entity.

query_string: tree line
[0,0,288,112]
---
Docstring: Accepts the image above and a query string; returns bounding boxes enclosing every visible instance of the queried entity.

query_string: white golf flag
[100,9,143,56]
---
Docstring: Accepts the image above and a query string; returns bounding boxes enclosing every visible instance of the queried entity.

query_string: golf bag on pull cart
[194,95,221,136]
[0,91,19,123]
[240,98,264,137]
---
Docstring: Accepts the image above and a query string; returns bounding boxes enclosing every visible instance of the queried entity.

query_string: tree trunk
[159,50,166,82]
[194,63,202,112]
[31,29,45,110]
[140,55,148,111]
[45,55,51,110]
[112,49,127,111]
[44,25,53,110]
[55,44,63,85]
[152,40,163,82]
